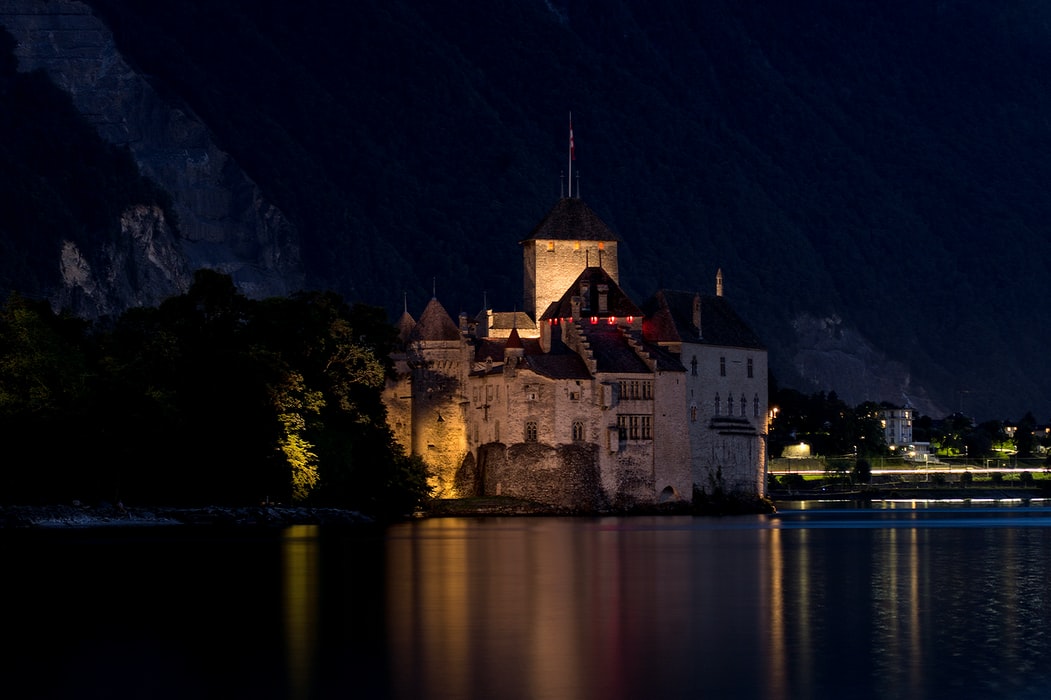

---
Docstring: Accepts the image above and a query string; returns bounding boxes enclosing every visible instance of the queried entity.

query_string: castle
[383,194,769,510]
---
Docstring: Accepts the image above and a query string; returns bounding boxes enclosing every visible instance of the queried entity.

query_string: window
[747,358,754,378]
[572,421,585,442]
[547,241,555,252]
[714,393,721,415]
[754,394,760,418]
[740,394,746,417]
[618,379,653,400]
[616,414,652,440]
[720,357,726,377]
[691,405,698,422]
[525,421,538,443]
[691,356,698,376]
[727,394,734,415]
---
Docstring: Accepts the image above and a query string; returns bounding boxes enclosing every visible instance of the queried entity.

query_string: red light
[590,316,598,324]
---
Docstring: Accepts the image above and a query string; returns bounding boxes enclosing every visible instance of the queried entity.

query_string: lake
[4,500,1051,699]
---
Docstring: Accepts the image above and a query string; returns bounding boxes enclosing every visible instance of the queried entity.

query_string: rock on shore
[0,503,372,529]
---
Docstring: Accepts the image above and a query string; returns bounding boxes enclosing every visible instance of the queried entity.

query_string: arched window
[740,394,746,417]
[572,421,585,442]
[691,355,698,376]
[754,394,760,418]
[727,394,734,415]
[714,393,721,415]
[525,421,538,443]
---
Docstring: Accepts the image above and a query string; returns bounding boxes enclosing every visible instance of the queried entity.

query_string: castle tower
[407,297,470,497]
[521,197,620,324]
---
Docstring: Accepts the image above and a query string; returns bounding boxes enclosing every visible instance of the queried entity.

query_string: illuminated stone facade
[385,196,768,509]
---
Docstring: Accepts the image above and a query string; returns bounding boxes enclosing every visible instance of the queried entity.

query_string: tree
[1015,412,1037,458]
[852,458,872,484]
[0,295,95,501]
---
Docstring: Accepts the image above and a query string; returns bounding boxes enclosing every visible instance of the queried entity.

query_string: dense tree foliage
[0,272,430,517]
[769,389,888,459]
[771,386,1051,462]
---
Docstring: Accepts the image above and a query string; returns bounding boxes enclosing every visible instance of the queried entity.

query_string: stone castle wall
[479,442,605,510]
[524,239,619,321]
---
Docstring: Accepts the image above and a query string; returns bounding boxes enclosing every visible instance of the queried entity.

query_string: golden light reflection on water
[374,508,1051,699]
[763,527,787,700]
[385,518,598,699]
[385,517,774,700]
[282,524,320,700]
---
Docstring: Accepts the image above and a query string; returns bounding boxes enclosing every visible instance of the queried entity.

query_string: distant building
[383,194,769,510]
[880,405,914,448]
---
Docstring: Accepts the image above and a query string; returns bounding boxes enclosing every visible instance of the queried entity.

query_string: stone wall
[685,342,768,497]
[523,239,619,321]
[479,442,605,510]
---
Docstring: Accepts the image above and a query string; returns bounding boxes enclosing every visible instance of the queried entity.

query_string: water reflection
[384,517,785,699]
[282,525,320,700]
[8,507,1051,699]
[379,509,1051,700]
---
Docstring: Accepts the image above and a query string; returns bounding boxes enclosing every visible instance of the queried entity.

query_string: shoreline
[0,503,374,529]
[5,487,1048,529]
[768,486,1051,503]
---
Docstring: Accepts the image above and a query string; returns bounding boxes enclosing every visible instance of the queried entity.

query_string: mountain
[2,0,1050,422]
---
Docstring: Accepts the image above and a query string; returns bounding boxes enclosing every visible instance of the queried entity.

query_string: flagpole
[568,112,573,198]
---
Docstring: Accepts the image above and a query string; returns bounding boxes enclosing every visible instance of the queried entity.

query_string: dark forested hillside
[8,0,1051,420]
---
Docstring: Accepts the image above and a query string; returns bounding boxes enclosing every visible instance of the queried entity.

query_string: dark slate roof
[394,311,416,347]
[410,297,462,341]
[522,197,621,242]
[580,324,651,374]
[640,289,765,350]
[540,266,642,321]
[624,328,688,373]
[525,352,593,380]
[473,337,542,364]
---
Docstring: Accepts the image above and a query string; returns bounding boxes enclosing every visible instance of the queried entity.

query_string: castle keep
[383,195,768,510]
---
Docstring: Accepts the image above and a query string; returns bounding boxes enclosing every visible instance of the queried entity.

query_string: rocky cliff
[0,0,302,317]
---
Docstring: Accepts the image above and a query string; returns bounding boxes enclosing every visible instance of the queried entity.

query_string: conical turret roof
[410,297,462,341]
[394,310,416,347]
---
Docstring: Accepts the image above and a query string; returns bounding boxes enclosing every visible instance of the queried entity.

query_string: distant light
[626,316,634,323]
[590,316,598,324]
